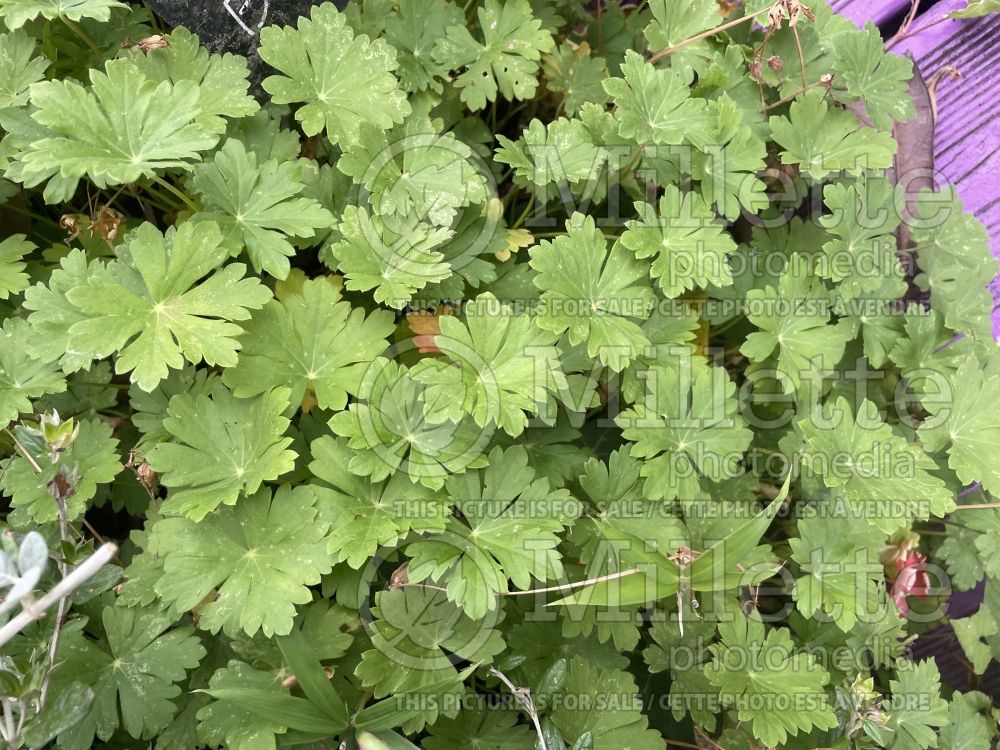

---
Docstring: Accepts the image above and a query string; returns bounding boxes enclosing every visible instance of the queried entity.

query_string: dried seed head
[91,205,124,242]
[48,465,80,503]
[787,0,816,26]
[136,461,158,491]
[60,214,81,241]
[669,546,699,566]
[389,561,410,589]
[138,35,170,52]
[767,6,784,28]
[767,55,784,72]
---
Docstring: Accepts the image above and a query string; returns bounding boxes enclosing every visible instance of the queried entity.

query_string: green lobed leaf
[768,89,896,179]
[0,29,48,112]
[798,397,955,533]
[603,50,713,148]
[259,2,410,143]
[0,0,127,29]
[61,221,272,391]
[50,605,206,748]
[19,59,219,199]
[620,185,738,298]
[1,417,120,525]
[191,138,334,279]
[146,383,297,520]
[920,354,1000,498]
[0,317,65,430]
[222,278,393,412]
[704,608,838,747]
[432,0,555,111]
[530,213,655,369]
[410,292,568,437]
[149,485,332,637]
[406,444,576,618]
[123,26,258,132]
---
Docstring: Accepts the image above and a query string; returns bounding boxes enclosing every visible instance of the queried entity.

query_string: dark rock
[145,0,348,84]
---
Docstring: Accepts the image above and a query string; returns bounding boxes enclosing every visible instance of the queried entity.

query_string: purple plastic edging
[830,0,911,28]
[840,0,1000,337]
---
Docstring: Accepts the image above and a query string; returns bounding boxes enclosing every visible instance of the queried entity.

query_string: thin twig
[926,65,961,123]
[3,428,42,474]
[953,503,1000,511]
[510,190,536,230]
[61,17,102,57]
[761,81,827,112]
[490,667,547,750]
[886,13,953,49]
[506,567,640,597]
[694,728,725,750]
[0,544,118,648]
[648,6,773,63]
[149,174,200,213]
[78,517,105,546]
[38,475,72,709]
[791,24,808,88]
[897,0,923,38]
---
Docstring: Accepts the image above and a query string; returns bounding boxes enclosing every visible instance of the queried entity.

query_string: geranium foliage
[1,1,999,749]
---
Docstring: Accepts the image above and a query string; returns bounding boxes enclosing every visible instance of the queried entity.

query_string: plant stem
[596,0,604,54]
[129,181,174,211]
[791,24,808,88]
[937,517,974,531]
[926,64,961,122]
[616,144,646,181]
[61,17,102,57]
[4,427,42,474]
[39,475,72,710]
[553,94,566,119]
[149,174,200,213]
[886,13,952,49]
[896,0,923,39]
[649,6,772,63]
[762,81,829,111]
[489,668,547,750]
[496,101,529,130]
[100,185,126,212]
[503,567,640,597]
[510,191,535,229]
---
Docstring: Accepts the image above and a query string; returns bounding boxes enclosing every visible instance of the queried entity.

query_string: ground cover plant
[1,0,1000,747]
